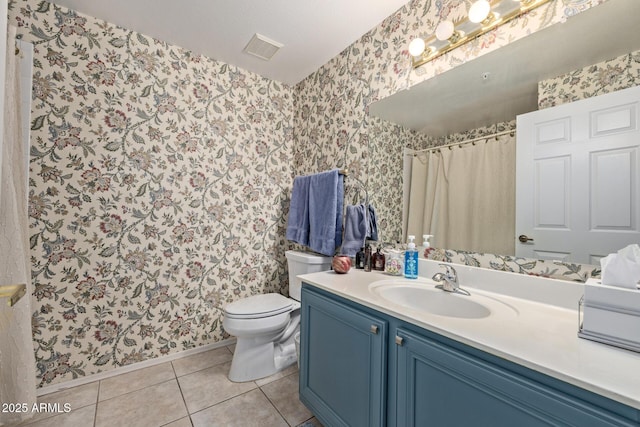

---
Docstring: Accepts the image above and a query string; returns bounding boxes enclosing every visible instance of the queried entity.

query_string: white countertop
[298,261,640,410]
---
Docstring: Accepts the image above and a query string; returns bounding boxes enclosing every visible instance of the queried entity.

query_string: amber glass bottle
[372,246,385,271]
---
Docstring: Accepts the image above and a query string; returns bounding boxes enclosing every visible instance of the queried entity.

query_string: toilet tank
[285,250,332,301]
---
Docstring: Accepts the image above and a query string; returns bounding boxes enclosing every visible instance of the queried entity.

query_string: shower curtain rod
[406,129,514,155]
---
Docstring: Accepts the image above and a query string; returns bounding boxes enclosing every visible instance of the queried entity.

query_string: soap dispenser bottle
[404,235,418,279]
[421,234,433,257]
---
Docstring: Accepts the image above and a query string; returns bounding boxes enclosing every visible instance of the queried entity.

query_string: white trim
[36,338,236,397]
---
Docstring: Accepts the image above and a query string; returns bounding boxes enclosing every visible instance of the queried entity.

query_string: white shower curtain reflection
[0,26,37,426]
[406,134,516,255]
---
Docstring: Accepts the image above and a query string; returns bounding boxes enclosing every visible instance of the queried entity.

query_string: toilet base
[228,336,297,382]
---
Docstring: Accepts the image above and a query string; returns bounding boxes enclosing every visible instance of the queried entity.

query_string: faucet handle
[438,263,457,279]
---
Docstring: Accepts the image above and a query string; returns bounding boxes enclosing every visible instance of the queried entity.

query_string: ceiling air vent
[243,33,283,61]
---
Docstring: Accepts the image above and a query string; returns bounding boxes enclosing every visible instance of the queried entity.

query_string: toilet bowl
[223,250,332,382]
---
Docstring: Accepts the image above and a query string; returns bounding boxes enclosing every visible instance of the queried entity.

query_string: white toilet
[223,250,332,382]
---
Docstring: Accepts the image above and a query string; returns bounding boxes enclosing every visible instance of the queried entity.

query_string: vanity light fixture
[409,0,553,69]
[468,0,491,23]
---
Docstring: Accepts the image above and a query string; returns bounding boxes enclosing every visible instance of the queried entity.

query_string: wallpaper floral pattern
[539,49,640,109]
[10,0,610,388]
[11,0,294,386]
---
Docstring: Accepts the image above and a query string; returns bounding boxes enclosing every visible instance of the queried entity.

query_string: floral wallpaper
[539,49,640,109]
[10,0,610,388]
[11,0,294,387]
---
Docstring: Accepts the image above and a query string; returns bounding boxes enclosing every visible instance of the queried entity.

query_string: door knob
[395,336,404,346]
[518,234,534,243]
[370,325,379,334]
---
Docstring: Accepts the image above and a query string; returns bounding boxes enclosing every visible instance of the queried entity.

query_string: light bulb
[408,37,426,57]
[468,0,491,23]
[435,20,455,41]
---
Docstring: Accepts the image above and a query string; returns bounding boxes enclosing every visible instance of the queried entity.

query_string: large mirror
[369,0,640,263]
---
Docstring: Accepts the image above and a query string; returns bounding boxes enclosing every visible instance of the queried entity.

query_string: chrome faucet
[432,264,459,293]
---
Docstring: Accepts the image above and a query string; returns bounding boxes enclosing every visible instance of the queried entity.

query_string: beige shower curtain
[406,134,516,255]
[0,26,37,426]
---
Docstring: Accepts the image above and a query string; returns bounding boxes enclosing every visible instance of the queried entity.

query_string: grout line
[187,387,258,417]
[257,386,291,426]
[94,381,100,427]
[171,360,192,424]
[97,377,178,405]
[173,356,235,379]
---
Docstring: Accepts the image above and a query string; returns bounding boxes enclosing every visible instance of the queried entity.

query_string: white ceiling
[369,0,640,137]
[48,0,410,85]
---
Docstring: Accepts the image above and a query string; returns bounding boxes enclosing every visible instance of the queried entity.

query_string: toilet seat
[224,293,294,319]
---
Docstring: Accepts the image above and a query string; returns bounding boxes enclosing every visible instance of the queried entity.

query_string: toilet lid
[224,293,293,319]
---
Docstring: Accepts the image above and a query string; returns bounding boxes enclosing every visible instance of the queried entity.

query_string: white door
[516,85,640,264]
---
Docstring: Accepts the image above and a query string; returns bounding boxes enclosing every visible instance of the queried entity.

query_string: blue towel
[308,169,343,255]
[342,204,367,257]
[286,169,343,256]
[285,174,311,246]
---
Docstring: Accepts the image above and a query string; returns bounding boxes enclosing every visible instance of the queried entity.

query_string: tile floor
[17,345,323,427]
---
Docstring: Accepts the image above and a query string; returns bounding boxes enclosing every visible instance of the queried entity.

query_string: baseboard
[36,338,237,397]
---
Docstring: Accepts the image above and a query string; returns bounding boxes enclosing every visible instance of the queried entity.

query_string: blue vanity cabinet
[299,286,387,427]
[395,327,639,427]
[300,285,640,427]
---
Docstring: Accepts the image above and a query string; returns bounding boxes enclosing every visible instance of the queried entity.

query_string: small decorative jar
[385,249,404,276]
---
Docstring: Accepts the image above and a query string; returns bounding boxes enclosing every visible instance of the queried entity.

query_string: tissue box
[578,278,640,352]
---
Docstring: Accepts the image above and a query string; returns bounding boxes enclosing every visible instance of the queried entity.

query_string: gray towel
[342,204,367,257]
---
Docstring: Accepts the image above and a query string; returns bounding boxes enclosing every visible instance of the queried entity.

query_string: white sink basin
[369,279,517,319]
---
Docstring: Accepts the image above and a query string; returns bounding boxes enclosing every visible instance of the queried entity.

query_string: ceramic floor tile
[21,404,95,427]
[177,361,256,413]
[161,416,193,427]
[26,381,99,424]
[261,373,312,426]
[172,347,233,377]
[99,361,176,401]
[255,363,298,387]
[95,379,187,427]
[190,389,287,427]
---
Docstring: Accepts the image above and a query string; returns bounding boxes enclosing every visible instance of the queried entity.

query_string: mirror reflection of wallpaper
[294,0,605,284]
[539,49,640,108]
[421,49,639,282]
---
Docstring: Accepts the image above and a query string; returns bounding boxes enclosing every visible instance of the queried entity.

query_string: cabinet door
[300,287,387,427]
[395,328,637,427]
